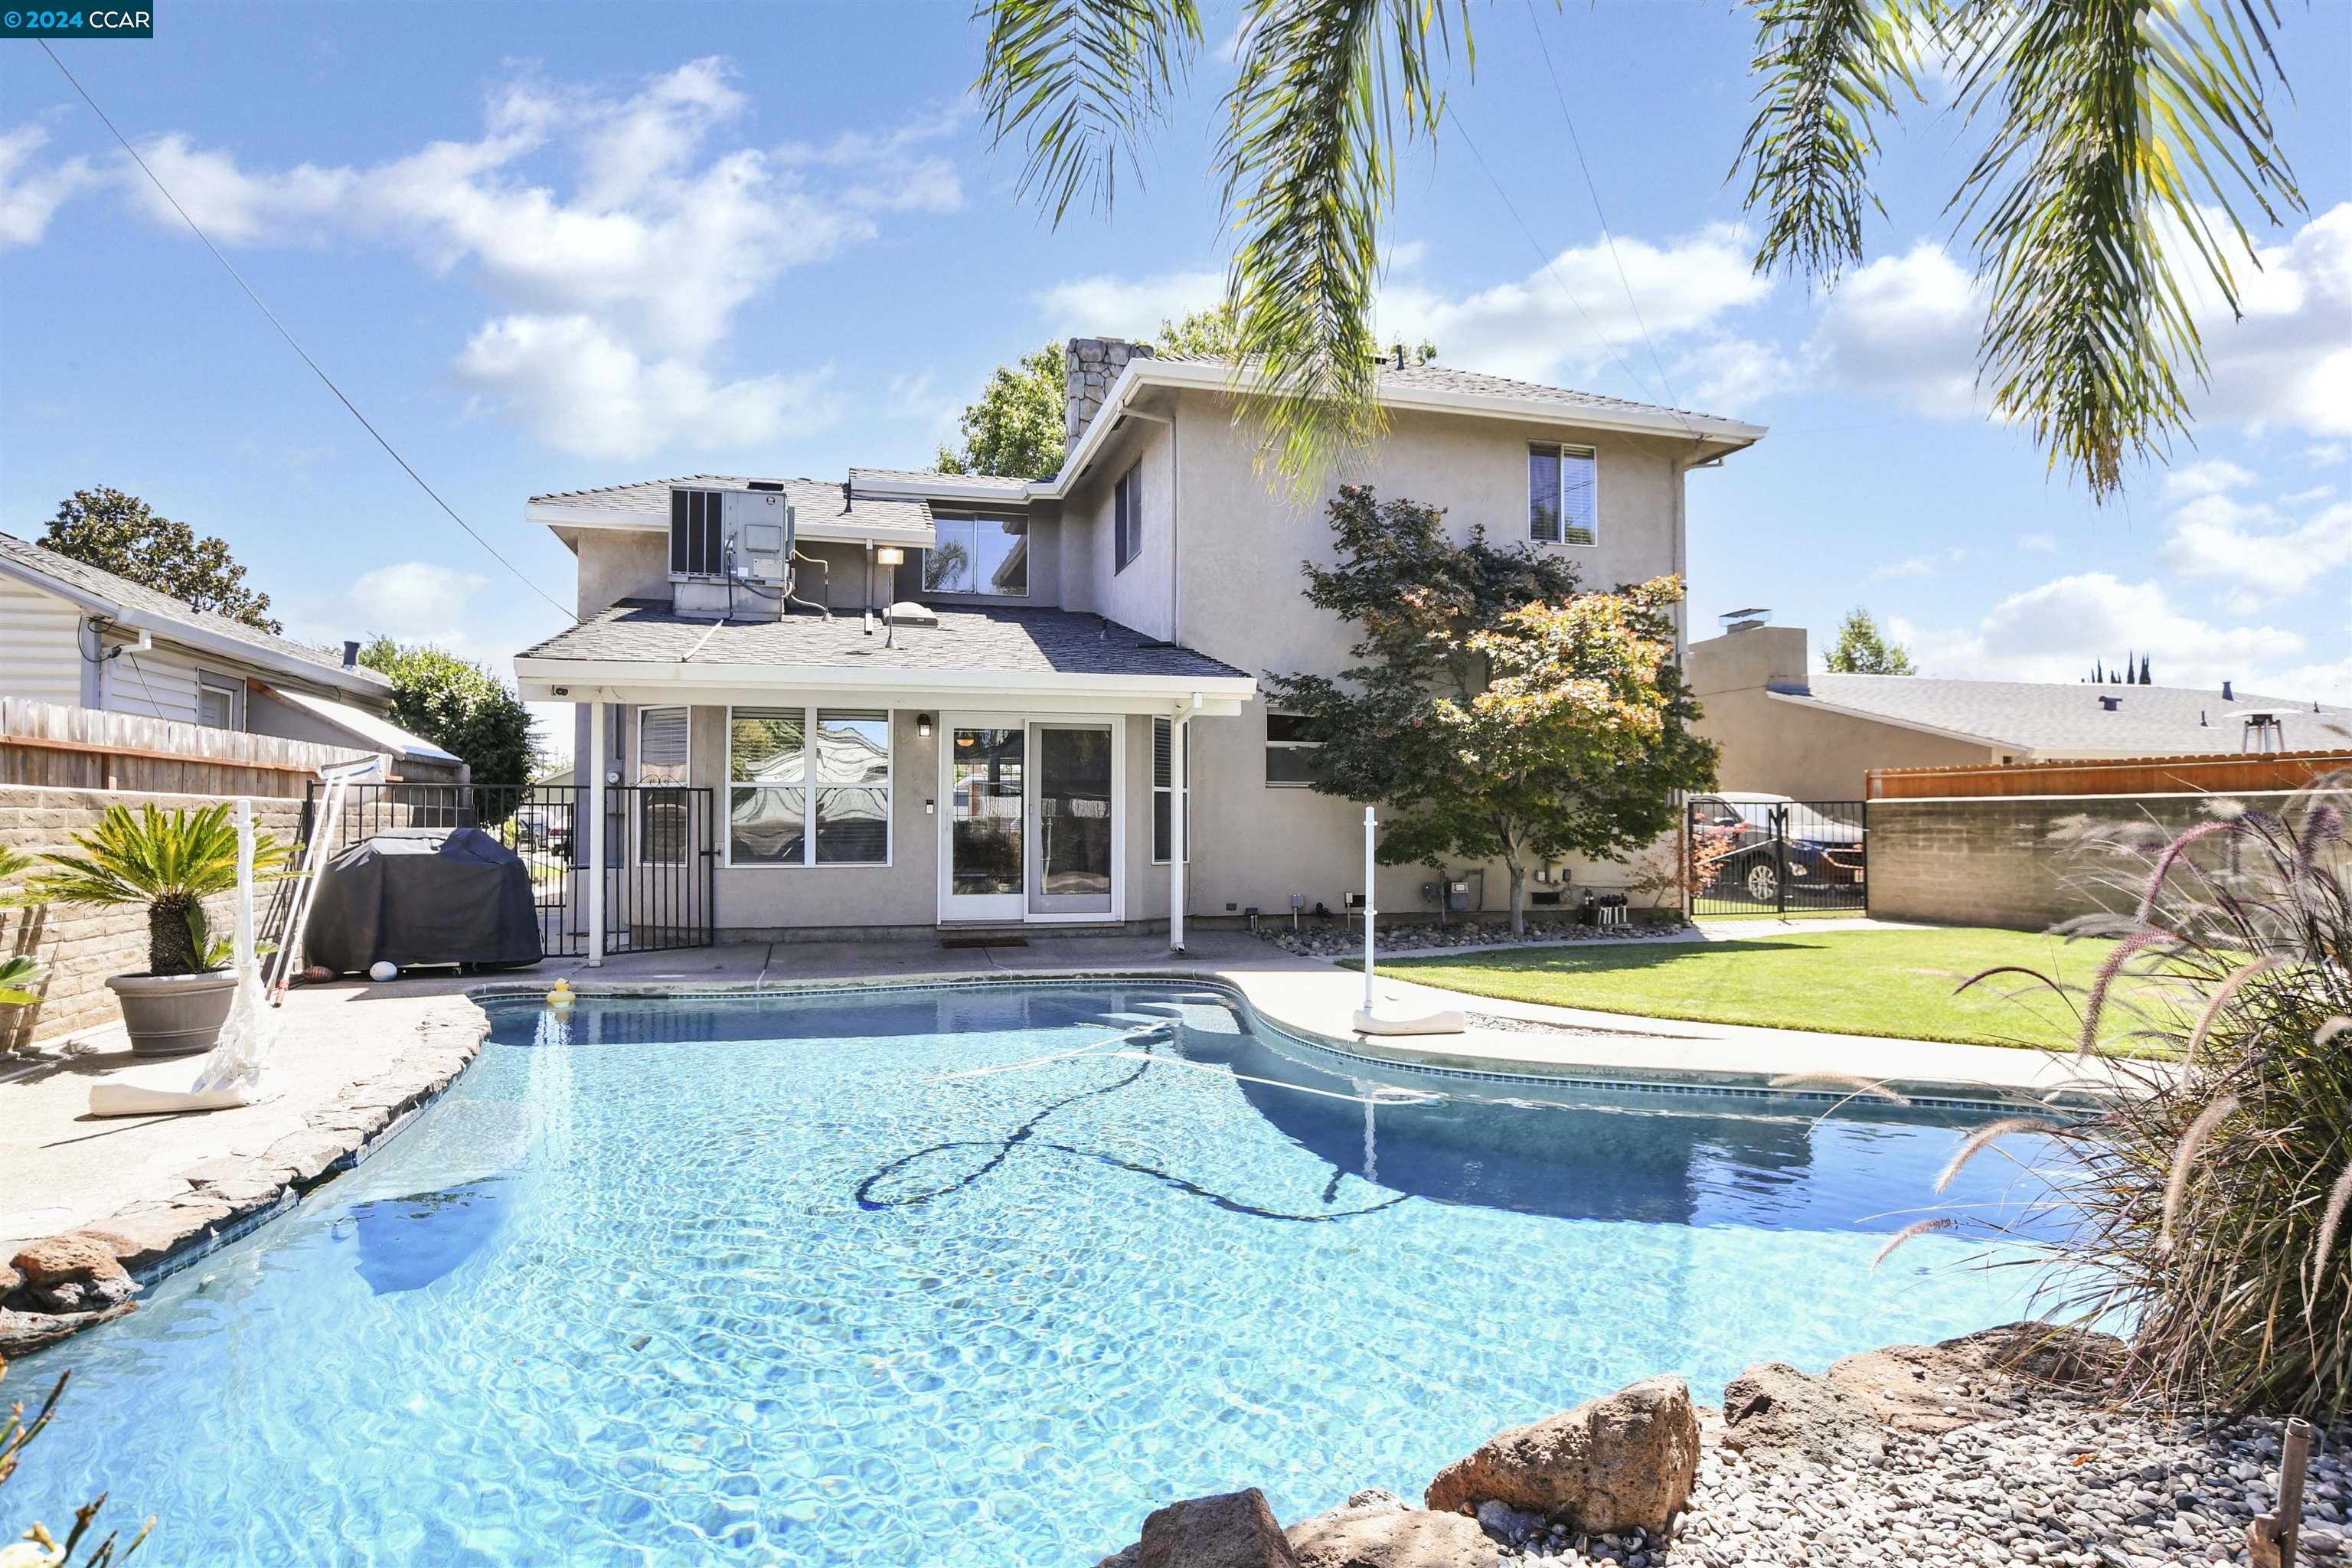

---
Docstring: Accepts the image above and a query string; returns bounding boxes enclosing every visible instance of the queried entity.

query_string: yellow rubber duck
[546,978,576,1009]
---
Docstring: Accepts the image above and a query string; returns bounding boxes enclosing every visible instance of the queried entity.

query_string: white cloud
[2159,492,2352,609]
[2281,483,2338,505]
[20,60,958,455]
[454,313,838,459]
[2275,639,2352,708]
[1675,336,1796,412]
[0,125,103,248]
[1873,546,1967,581]
[2019,532,2058,553]
[2161,458,2255,501]
[1797,204,2352,444]
[1893,572,2305,690]
[1803,242,1980,417]
[2310,443,2347,468]
[292,560,489,654]
[1036,268,1223,340]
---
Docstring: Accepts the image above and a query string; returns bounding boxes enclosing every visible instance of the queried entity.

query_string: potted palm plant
[30,803,288,1057]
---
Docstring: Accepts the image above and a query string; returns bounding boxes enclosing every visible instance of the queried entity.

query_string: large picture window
[1114,462,1142,573]
[1265,707,1329,787]
[924,515,1028,596]
[1527,443,1599,546]
[727,707,892,867]
[1152,716,1191,864]
[637,706,691,864]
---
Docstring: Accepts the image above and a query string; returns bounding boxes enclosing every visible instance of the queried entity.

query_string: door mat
[939,934,1029,949]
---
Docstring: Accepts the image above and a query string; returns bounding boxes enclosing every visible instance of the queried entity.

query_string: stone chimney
[1064,337,1154,455]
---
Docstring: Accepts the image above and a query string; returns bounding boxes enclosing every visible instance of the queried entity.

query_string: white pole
[1168,708,1187,954]
[1361,805,1377,1014]
[586,698,606,968]
[233,799,255,970]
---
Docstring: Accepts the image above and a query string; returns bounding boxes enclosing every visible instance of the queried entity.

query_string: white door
[939,718,1027,922]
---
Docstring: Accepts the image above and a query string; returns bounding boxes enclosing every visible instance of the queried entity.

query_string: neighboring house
[0,529,464,781]
[515,338,1765,946]
[1688,619,2352,799]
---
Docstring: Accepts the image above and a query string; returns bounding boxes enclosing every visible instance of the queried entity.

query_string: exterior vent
[1719,606,1772,632]
[2099,694,2122,712]
[746,479,786,492]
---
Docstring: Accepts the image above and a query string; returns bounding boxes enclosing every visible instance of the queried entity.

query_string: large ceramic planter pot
[106,970,238,1058]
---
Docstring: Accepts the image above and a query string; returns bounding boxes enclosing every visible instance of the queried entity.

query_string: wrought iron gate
[1685,795,1868,916]
[289,782,717,959]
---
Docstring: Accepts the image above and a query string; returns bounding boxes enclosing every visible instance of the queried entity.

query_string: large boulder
[9,1235,137,1315]
[1287,1501,1502,1568]
[1827,1322,2125,1434]
[1720,1361,1886,1469]
[1423,1376,1700,1537]
[1118,1490,1298,1568]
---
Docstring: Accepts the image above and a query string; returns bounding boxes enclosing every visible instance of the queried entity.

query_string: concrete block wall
[0,785,307,1047]
[1866,789,2337,932]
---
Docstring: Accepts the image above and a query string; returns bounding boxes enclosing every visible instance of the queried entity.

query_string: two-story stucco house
[514,339,1764,951]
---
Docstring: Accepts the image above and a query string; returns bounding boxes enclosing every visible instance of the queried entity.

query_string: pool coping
[464,969,2089,1118]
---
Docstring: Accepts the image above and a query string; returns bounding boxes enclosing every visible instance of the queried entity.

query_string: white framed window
[1114,461,1142,573]
[726,707,891,867]
[195,672,243,730]
[1265,707,1328,787]
[925,515,1029,596]
[1152,717,1191,864]
[1527,442,1599,546]
[636,706,691,865]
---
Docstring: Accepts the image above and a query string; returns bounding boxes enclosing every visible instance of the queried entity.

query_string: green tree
[357,638,541,787]
[935,342,1066,479]
[1824,607,1916,675]
[1267,487,1717,935]
[975,0,2300,498]
[43,488,281,632]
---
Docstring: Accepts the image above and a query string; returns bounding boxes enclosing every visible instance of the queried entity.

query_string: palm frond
[1217,0,1468,490]
[1952,0,2301,497]
[975,0,1205,224]
[1730,0,1924,281]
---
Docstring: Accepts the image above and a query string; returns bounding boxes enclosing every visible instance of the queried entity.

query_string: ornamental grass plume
[1916,775,2352,1415]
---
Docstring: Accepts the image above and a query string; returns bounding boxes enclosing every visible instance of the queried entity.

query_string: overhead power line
[38,41,577,625]
[1522,0,1690,416]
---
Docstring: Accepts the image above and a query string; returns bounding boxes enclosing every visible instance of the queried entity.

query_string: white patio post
[1361,805,1377,1012]
[1168,703,1188,954]
[586,697,606,968]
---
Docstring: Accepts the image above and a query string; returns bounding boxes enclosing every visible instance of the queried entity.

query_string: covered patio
[514,599,1256,956]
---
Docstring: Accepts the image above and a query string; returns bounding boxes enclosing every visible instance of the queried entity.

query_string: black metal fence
[286,782,717,959]
[1685,796,1868,916]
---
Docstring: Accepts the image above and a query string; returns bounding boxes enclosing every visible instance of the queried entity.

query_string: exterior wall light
[917,714,933,737]
[875,546,905,567]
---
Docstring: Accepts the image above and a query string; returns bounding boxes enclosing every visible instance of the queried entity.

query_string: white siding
[103,642,204,724]
[0,578,87,705]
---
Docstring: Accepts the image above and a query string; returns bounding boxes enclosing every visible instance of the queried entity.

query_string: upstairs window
[671,488,724,578]
[925,515,1029,596]
[1114,462,1142,573]
[1527,443,1599,546]
[1265,707,1330,787]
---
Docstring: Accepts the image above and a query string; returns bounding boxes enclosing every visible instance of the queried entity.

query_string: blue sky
[4,2,2347,766]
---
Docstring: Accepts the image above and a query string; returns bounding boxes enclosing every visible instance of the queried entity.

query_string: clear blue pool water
[15,985,2066,1566]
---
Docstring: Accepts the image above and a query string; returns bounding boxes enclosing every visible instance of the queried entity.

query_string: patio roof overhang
[514,657,1257,717]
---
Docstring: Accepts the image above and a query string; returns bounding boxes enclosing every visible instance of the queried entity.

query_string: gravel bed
[1489,1396,2345,1567]
[1256,917,1690,959]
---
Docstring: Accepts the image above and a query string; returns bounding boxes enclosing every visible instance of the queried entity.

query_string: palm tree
[28,803,289,977]
[975,0,2299,498]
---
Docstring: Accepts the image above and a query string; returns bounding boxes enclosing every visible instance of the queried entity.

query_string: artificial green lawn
[1366,926,2142,1050]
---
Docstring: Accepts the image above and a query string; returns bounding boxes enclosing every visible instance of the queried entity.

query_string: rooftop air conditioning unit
[724,491,794,586]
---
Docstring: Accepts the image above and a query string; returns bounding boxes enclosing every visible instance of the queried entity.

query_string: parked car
[510,808,572,859]
[1686,792,1865,905]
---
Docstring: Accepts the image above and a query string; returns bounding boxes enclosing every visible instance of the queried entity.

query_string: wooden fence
[1868,749,2352,800]
[0,698,387,799]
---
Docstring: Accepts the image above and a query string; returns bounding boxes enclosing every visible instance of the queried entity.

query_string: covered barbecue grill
[304,828,544,975]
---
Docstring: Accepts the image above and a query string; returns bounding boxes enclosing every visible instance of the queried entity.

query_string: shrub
[1919,778,2351,1414]
[28,804,289,977]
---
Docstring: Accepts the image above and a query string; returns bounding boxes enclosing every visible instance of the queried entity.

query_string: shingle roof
[1148,350,1742,428]
[0,530,390,689]
[528,475,933,535]
[849,467,1034,498]
[517,599,1251,684]
[1793,673,2352,756]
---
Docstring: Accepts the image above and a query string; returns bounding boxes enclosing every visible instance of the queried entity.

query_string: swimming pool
[15,985,2064,1566]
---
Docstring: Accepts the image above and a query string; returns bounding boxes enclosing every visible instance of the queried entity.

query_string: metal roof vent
[2099,694,2122,712]
[1718,606,1772,632]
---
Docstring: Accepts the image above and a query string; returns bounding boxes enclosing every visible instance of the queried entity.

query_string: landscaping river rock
[1095,1324,2345,1568]
[1256,916,1689,960]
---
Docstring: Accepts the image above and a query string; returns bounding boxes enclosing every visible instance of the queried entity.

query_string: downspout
[1168,694,1195,953]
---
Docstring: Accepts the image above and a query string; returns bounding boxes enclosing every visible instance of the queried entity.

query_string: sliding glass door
[946,724,1024,922]
[1028,724,1114,916]
[937,715,1122,923]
